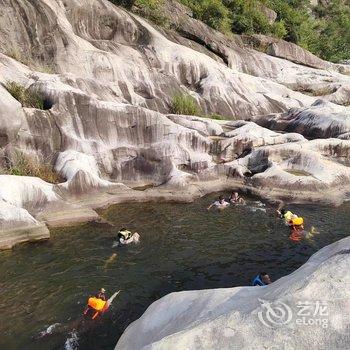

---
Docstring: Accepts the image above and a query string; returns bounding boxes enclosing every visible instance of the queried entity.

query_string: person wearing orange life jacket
[84,288,108,320]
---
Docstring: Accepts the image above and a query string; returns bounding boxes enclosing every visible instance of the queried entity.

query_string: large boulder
[116,237,350,350]
[267,39,333,71]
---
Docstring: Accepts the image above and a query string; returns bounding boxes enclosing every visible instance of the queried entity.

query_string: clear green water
[0,193,349,350]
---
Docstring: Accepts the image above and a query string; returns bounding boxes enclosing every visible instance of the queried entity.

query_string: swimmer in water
[117,228,140,245]
[252,272,271,286]
[104,253,117,269]
[228,192,245,204]
[305,226,320,239]
[207,195,230,210]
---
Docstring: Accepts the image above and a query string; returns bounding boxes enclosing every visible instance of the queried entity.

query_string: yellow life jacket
[88,297,106,312]
[292,217,304,226]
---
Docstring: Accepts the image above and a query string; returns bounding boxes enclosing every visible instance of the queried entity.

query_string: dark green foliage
[182,0,231,33]
[267,0,317,47]
[109,0,168,27]
[225,0,272,35]
[312,0,350,62]
[267,0,350,62]
[183,0,350,62]
[134,0,169,26]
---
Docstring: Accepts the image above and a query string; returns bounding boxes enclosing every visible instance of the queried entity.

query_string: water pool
[0,193,349,349]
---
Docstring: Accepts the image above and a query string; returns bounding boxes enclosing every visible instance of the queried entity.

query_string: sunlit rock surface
[0,176,54,248]
[0,0,349,247]
[116,236,350,350]
[257,100,350,139]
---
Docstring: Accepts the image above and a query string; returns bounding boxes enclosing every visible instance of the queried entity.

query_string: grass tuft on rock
[5,152,62,184]
[4,81,45,109]
[171,92,201,116]
[5,46,56,73]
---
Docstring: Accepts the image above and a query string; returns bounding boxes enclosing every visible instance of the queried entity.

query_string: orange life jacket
[88,297,107,312]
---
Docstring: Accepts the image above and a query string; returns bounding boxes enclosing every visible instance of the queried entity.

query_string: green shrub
[7,152,62,184]
[134,0,168,26]
[313,1,350,62]
[171,92,201,115]
[197,0,231,33]
[271,20,287,39]
[181,0,231,33]
[4,81,44,109]
[267,0,318,47]
[229,0,272,35]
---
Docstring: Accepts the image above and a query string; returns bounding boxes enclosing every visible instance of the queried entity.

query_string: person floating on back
[117,228,140,245]
[228,191,245,204]
[252,272,271,286]
[207,195,230,210]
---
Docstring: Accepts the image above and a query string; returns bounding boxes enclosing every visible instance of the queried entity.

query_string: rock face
[0,200,50,249]
[116,237,350,350]
[0,0,349,248]
[256,100,350,139]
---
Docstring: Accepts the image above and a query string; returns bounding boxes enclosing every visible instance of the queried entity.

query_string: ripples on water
[0,193,349,349]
